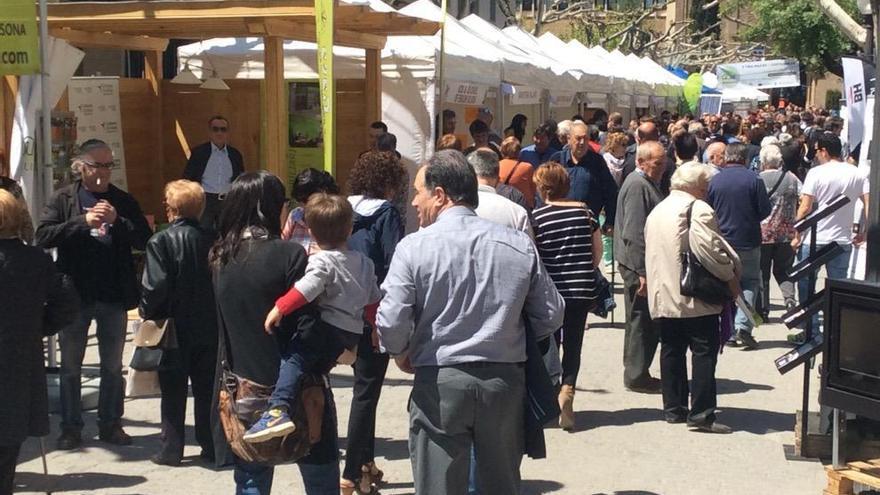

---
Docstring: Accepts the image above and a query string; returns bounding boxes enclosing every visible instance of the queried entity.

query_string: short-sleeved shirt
[801,160,869,245]
[532,204,599,302]
[295,249,381,334]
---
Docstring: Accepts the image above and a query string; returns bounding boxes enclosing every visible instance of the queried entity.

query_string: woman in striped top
[532,162,602,431]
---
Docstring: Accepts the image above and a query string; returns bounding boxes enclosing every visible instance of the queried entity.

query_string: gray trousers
[409,363,525,495]
[620,264,659,387]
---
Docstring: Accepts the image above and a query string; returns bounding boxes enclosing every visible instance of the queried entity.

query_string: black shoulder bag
[679,201,733,305]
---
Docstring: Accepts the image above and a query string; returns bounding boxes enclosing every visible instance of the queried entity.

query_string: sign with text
[68,78,128,190]
[315,0,335,174]
[549,91,576,108]
[584,92,607,108]
[716,59,801,89]
[842,57,875,154]
[510,85,541,105]
[444,80,488,105]
[0,0,40,75]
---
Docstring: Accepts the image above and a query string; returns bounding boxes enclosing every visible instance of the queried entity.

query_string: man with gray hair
[378,150,564,494]
[707,142,771,349]
[36,139,152,449]
[614,141,666,393]
[467,149,531,235]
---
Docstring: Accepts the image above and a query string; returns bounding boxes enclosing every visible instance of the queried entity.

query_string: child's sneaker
[243,408,295,443]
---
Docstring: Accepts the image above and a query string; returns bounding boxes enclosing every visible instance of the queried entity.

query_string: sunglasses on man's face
[212,126,228,133]
[83,160,114,169]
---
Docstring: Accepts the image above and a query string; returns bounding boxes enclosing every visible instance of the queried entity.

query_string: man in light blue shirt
[377,150,564,495]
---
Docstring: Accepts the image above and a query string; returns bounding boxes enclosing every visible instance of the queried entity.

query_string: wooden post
[1,76,18,177]
[364,48,381,128]
[144,50,164,201]
[263,36,287,186]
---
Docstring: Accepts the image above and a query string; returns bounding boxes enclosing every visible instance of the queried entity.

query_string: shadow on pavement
[717,406,794,434]
[573,407,661,432]
[589,322,625,330]
[522,479,565,494]
[14,471,148,493]
[716,378,775,395]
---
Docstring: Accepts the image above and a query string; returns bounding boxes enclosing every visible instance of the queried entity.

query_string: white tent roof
[718,84,770,102]
[623,53,682,97]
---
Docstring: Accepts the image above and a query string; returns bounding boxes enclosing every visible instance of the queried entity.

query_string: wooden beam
[364,49,382,128]
[263,36,287,185]
[50,28,168,52]
[144,51,165,192]
[254,19,386,50]
[48,0,318,21]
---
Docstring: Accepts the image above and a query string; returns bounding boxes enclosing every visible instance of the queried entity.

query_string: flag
[842,57,875,154]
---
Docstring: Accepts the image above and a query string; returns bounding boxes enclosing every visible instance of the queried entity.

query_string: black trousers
[200,193,222,233]
[757,242,797,315]
[658,314,720,425]
[620,264,659,387]
[0,444,20,495]
[554,299,590,387]
[343,326,389,481]
[157,343,217,461]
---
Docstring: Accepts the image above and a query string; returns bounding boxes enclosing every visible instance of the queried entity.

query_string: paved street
[14,280,827,495]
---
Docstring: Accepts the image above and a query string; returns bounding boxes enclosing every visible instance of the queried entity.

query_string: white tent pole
[438,0,447,143]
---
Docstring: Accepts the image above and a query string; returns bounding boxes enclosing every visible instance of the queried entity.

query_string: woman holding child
[210,171,341,494]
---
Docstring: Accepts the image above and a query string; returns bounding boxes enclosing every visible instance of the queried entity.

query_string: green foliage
[826,89,843,109]
[731,0,858,74]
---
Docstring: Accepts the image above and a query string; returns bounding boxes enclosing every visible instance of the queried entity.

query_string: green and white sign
[0,0,40,75]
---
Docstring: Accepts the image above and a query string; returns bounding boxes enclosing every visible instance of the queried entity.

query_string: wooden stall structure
[1,0,437,219]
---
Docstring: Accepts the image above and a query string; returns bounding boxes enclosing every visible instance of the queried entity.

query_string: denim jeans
[234,458,340,495]
[734,247,761,335]
[797,243,852,332]
[268,338,314,411]
[59,300,127,431]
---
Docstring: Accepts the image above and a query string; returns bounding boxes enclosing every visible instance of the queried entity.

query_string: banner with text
[842,57,875,154]
[716,59,801,89]
[444,80,489,105]
[68,77,128,190]
[583,92,607,108]
[1,0,40,74]
[510,85,541,105]
[549,91,576,108]
[315,0,335,174]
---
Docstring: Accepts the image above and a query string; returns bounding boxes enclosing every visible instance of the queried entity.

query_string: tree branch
[812,0,867,46]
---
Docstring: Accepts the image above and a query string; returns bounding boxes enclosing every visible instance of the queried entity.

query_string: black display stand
[774,194,850,454]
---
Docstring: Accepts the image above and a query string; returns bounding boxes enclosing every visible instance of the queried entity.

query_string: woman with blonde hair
[140,179,218,466]
[0,189,78,491]
[531,162,602,431]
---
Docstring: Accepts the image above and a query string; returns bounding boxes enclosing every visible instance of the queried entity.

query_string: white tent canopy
[718,83,770,102]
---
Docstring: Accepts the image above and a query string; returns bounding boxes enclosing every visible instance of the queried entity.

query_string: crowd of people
[0,102,870,495]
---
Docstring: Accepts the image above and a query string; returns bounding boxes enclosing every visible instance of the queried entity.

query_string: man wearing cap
[183,115,244,231]
[36,139,152,450]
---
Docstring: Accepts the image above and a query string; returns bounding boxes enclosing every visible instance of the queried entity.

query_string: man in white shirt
[183,115,244,231]
[792,132,869,334]
[466,149,532,236]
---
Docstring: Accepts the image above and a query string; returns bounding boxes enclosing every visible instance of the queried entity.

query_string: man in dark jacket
[548,121,618,231]
[707,143,771,349]
[614,141,666,393]
[35,139,152,450]
[182,115,244,231]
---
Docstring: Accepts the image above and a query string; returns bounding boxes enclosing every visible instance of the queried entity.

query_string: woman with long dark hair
[210,171,339,493]
[341,151,408,495]
[504,114,528,143]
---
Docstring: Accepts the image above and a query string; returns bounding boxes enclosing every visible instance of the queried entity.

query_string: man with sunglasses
[183,115,244,231]
[35,139,152,450]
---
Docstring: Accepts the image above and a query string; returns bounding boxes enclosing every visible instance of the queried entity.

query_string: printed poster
[68,77,128,190]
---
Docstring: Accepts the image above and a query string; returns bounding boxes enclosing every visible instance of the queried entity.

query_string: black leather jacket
[139,217,217,347]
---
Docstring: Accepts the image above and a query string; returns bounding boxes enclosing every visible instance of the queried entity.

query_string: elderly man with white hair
[755,144,801,320]
[644,163,741,434]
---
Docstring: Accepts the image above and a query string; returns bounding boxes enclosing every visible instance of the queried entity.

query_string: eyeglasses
[82,160,114,169]
[212,126,228,133]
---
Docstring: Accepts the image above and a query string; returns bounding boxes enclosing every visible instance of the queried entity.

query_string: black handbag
[679,201,732,305]
[130,346,164,371]
[129,319,176,372]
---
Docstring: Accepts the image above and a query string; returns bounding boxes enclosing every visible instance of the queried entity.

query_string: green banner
[0,0,40,75]
[315,0,335,175]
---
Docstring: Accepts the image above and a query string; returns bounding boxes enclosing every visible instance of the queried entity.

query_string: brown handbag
[217,365,326,465]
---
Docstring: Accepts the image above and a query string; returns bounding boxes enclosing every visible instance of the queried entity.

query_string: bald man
[705,141,726,177]
[614,141,666,392]
[621,122,676,194]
